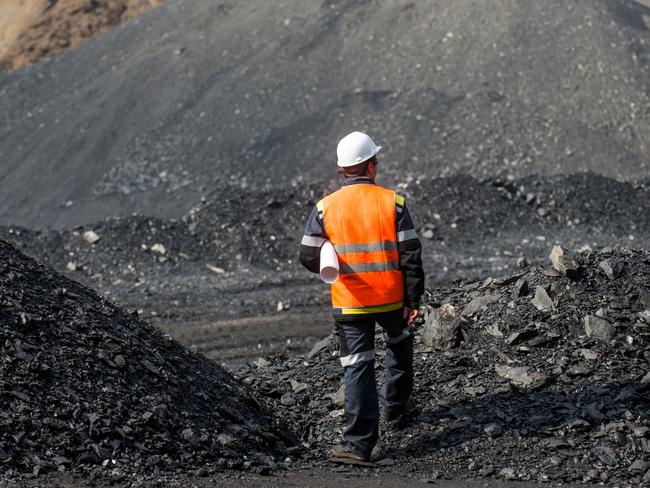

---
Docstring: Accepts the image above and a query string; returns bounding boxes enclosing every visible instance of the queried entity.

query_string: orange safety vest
[320,184,404,316]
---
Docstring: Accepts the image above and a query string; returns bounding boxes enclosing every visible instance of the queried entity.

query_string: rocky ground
[0,469,601,488]
[2,237,648,486]
[3,1,650,486]
[238,247,650,485]
[1,171,648,484]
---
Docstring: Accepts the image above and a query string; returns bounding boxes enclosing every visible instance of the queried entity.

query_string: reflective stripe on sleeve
[339,261,400,274]
[397,229,418,242]
[386,327,412,344]
[339,349,375,367]
[301,235,326,247]
[395,194,405,206]
[334,241,398,254]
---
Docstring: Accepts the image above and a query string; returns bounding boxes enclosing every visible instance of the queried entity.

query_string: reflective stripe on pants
[335,309,414,457]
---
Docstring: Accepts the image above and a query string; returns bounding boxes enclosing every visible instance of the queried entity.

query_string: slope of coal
[2,0,650,228]
[0,240,292,480]
[2,172,649,284]
[0,173,649,360]
[238,247,650,484]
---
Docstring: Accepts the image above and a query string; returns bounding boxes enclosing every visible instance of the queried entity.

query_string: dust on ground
[0,0,163,69]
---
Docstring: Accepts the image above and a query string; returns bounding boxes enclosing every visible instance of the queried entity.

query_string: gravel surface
[2,0,650,228]
[0,469,601,488]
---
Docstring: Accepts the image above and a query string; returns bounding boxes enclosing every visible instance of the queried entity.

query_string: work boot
[380,410,403,422]
[380,397,415,425]
[330,444,372,465]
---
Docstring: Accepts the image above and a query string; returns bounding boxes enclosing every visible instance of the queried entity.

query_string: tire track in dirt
[159,312,333,366]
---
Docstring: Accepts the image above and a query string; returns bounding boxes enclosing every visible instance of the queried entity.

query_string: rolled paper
[319,240,339,284]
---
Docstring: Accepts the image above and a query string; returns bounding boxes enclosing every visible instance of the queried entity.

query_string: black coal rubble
[0,240,293,482]
[1,173,650,329]
[0,174,647,291]
[239,247,650,484]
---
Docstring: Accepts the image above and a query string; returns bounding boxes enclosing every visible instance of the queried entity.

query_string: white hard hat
[336,131,382,167]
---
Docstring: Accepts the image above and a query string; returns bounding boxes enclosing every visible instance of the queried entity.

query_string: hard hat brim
[337,145,382,167]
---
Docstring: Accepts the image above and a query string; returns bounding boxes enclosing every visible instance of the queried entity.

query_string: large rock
[495,365,547,390]
[461,294,499,318]
[584,315,615,341]
[531,286,554,312]
[82,230,100,244]
[307,334,336,359]
[629,459,650,473]
[549,245,579,277]
[599,259,623,280]
[511,276,529,299]
[423,304,462,350]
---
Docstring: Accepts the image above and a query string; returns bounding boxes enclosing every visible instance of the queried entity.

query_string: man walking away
[299,131,425,464]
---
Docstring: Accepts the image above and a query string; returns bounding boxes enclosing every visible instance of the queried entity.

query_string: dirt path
[216,471,594,488]
[6,469,595,487]
[159,311,333,366]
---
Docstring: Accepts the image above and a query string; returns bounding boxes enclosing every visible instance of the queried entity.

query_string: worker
[299,131,425,464]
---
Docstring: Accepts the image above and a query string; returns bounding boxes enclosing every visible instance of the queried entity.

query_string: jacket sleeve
[396,196,425,309]
[299,201,328,274]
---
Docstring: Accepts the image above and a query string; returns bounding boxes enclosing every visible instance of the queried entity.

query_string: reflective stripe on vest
[322,184,405,314]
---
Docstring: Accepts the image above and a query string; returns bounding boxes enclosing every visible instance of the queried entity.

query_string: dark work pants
[335,308,414,457]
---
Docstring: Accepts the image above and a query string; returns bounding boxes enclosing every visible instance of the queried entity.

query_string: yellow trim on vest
[316,200,324,212]
[395,194,405,206]
[339,301,404,315]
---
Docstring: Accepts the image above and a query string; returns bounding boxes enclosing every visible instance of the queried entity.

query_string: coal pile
[405,173,650,241]
[3,173,649,292]
[0,173,648,364]
[239,247,650,484]
[0,240,293,481]
[2,0,650,228]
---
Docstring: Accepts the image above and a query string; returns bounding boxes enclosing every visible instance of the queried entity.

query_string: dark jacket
[299,177,425,309]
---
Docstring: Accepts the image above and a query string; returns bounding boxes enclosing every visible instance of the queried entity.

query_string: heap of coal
[1,173,649,320]
[0,173,648,363]
[238,247,650,484]
[0,240,292,481]
[2,0,650,228]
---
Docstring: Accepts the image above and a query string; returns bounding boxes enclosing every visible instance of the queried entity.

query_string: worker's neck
[344,175,374,184]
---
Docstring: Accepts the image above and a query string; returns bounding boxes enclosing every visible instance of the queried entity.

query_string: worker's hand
[403,307,419,327]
